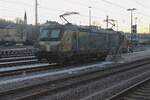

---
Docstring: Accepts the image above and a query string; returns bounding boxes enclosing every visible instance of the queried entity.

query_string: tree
[15,17,24,24]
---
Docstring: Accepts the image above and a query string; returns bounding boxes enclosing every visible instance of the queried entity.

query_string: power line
[62,0,109,14]
[131,0,150,9]
[0,0,122,27]
[0,0,105,21]
[1,0,150,27]
[96,0,129,18]
[0,8,22,14]
[101,0,127,10]
[0,5,23,12]
[100,0,150,19]
[0,0,66,18]
[0,0,71,14]
[0,0,34,7]
[39,6,67,13]
[38,2,104,19]
[1,0,150,19]
[130,0,150,18]
[137,11,150,18]
[0,1,86,19]
[39,6,99,19]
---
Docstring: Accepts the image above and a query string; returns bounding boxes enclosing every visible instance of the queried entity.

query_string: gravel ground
[0,61,115,94]
[1,62,115,100]
[36,63,150,100]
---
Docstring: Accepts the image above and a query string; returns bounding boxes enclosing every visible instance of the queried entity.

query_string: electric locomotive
[35,21,125,62]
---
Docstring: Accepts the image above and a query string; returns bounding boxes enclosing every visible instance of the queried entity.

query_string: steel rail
[0,57,150,100]
[0,59,39,67]
[0,63,51,77]
[16,59,150,100]
[108,77,150,100]
[0,47,36,58]
[0,56,35,62]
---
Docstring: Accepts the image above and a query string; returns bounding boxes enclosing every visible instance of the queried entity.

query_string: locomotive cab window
[39,28,62,41]
[40,29,49,39]
[51,29,61,38]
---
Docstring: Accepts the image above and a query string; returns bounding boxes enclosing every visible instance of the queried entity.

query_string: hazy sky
[0,0,150,32]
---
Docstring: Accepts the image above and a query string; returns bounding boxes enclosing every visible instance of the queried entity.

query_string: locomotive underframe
[36,50,108,63]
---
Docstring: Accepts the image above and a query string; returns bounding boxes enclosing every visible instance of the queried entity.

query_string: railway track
[0,47,54,77]
[0,56,150,100]
[0,54,102,78]
[1,47,150,100]
[0,46,109,79]
[0,56,39,67]
[108,77,150,100]
[0,47,38,67]
[0,47,36,58]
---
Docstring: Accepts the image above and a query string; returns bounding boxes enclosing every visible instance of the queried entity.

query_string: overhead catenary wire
[100,0,150,19]
[0,0,98,19]
[101,0,127,10]
[0,0,34,7]
[131,0,150,9]
[0,0,129,19]
[61,0,110,14]
[129,0,150,18]
[0,0,150,27]
[0,5,23,13]
[1,0,150,19]
[0,0,111,20]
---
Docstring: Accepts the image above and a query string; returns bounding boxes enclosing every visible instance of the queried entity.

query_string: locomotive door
[72,30,89,52]
[72,31,79,51]
[78,30,89,52]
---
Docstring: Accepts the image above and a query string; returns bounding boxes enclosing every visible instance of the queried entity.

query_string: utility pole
[106,16,109,29]
[116,20,118,31]
[34,0,39,42]
[127,8,136,44]
[149,24,150,34]
[88,6,92,27]
[35,0,38,26]
[134,17,138,46]
[135,17,138,25]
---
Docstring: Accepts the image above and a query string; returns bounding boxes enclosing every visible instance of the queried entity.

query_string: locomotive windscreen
[39,28,62,41]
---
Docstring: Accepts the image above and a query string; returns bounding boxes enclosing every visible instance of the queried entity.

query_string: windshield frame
[39,28,63,41]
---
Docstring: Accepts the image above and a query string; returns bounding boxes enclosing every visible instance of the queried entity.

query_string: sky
[0,0,150,33]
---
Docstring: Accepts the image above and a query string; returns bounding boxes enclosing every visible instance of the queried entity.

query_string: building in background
[24,11,27,25]
[0,25,18,44]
